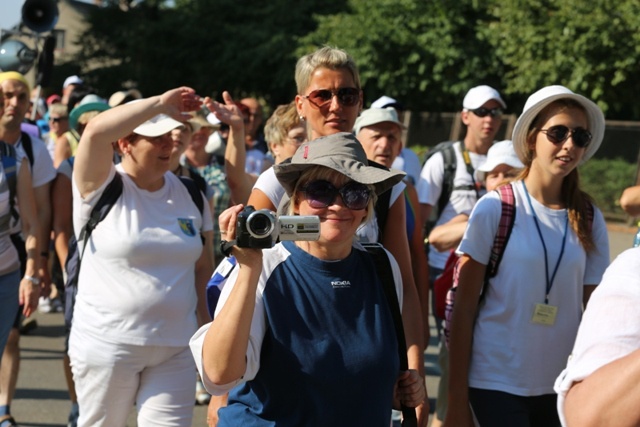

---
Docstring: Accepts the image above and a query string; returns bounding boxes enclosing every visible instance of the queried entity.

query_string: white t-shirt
[253,166,405,243]
[417,142,487,269]
[554,247,640,426]
[72,164,213,347]
[14,133,56,188]
[457,180,610,396]
[391,147,422,186]
[8,133,56,235]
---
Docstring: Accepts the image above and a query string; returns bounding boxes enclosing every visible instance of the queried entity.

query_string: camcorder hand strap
[220,240,237,258]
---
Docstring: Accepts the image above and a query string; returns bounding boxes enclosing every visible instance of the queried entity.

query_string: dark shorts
[469,387,561,427]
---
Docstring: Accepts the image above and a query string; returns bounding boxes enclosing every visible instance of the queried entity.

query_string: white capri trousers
[69,326,196,427]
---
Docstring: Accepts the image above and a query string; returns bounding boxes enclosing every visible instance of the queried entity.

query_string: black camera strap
[220,240,237,258]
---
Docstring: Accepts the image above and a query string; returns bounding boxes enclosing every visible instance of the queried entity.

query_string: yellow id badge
[531,303,558,326]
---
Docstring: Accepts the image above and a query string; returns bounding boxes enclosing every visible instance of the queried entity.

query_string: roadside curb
[607,222,637,235]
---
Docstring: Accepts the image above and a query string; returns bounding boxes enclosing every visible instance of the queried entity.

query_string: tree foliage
[69,0,640,120]
[485,0,640,118]
[72,0,346,104]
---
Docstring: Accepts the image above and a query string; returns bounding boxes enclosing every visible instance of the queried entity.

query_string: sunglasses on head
[302,87,360,109]
[539,125,592,148]
[469,107,503,118]
[301,180,371,210]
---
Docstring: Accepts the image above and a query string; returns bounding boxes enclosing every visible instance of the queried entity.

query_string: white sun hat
[511,85,605,165]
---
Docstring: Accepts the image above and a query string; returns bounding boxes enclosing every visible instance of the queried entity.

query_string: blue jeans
[0,269,21,363]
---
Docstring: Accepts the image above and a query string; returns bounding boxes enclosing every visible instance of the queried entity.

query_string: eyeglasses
[301,180,371,210]
[469,107,503,118]
[302,87,360,109]
[539,125,592,148]
[49,117,67,123]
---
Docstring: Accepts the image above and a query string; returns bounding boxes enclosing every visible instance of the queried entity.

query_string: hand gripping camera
[236,206,320,248]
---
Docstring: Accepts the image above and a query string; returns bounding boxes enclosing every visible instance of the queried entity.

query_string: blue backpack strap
[20,132,34,168]
[0,142,18,230]
[206,256,237,318]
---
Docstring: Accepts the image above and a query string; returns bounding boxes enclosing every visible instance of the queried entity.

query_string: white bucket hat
[511,85,605,165]
[475,140,523,182]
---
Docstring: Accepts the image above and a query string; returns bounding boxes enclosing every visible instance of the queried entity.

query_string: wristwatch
[24,275,41,285]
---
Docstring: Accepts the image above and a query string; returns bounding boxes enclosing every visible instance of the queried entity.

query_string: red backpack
[443,183,516,347]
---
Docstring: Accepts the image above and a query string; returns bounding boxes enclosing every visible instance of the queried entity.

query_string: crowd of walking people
[0,43,638,427]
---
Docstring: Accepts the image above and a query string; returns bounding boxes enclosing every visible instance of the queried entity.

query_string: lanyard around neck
[522,181,569,304]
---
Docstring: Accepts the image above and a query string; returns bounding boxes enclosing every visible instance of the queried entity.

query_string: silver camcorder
[236,206,320,248]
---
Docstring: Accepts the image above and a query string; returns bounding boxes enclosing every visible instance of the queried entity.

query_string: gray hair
[295,46,361,95]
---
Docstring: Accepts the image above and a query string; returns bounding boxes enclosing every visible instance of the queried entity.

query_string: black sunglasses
[539,125,592,148]
[301,180,371,210]
[49,117,67,123]
[302,87,360,108]
[469,107,503,118]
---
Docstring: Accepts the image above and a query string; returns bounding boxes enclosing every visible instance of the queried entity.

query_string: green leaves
[69,0,640,120]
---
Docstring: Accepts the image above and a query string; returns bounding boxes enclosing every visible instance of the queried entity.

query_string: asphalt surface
[7,224,635,427]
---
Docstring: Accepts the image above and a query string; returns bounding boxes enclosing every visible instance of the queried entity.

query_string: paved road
[7,224,635,426]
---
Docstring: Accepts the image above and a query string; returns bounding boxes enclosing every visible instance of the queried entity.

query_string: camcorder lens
[248,213,273,236]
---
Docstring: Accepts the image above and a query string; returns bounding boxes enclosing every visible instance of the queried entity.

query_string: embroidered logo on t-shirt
[178,218,196,237]
[331,280,351,289]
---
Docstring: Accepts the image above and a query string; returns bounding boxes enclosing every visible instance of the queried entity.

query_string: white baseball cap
[463,85,506,110]
[133,113,183,137]
[371,95,403,110]
[63,75,83,89]
[475,140,523,182]
[354,107,405,135]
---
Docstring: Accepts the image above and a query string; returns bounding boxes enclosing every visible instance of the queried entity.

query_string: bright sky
[0,2,22,32]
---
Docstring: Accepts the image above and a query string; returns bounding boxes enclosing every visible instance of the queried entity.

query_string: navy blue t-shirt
[218,240,400,426]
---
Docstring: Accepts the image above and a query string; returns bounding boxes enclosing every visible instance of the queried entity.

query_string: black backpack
[423,141,479,234]
[64,172,205,327]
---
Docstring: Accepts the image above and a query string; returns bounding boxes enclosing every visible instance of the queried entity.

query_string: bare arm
[381,196,429,425]
[202,204,263,385]
[420,203,432,232]
[247,188,276,211]
[195,230,215,327]
[620,185,640,217]
[444,254,486,427]
[564,349,640,427]
[428,214,469,252]
[34,182,52,295]
[406,185,431,347]
[205,92,256,205]
[75,87,201,197]
[53,134,72,169]
[52,173,72,269]
[16,162,40,317]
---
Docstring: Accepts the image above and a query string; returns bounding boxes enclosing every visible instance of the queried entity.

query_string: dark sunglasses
[469,107,503,118]
[539,125,592,148]
[49,117,67,123]
[302,87,360,108]
[301,180,371,210]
